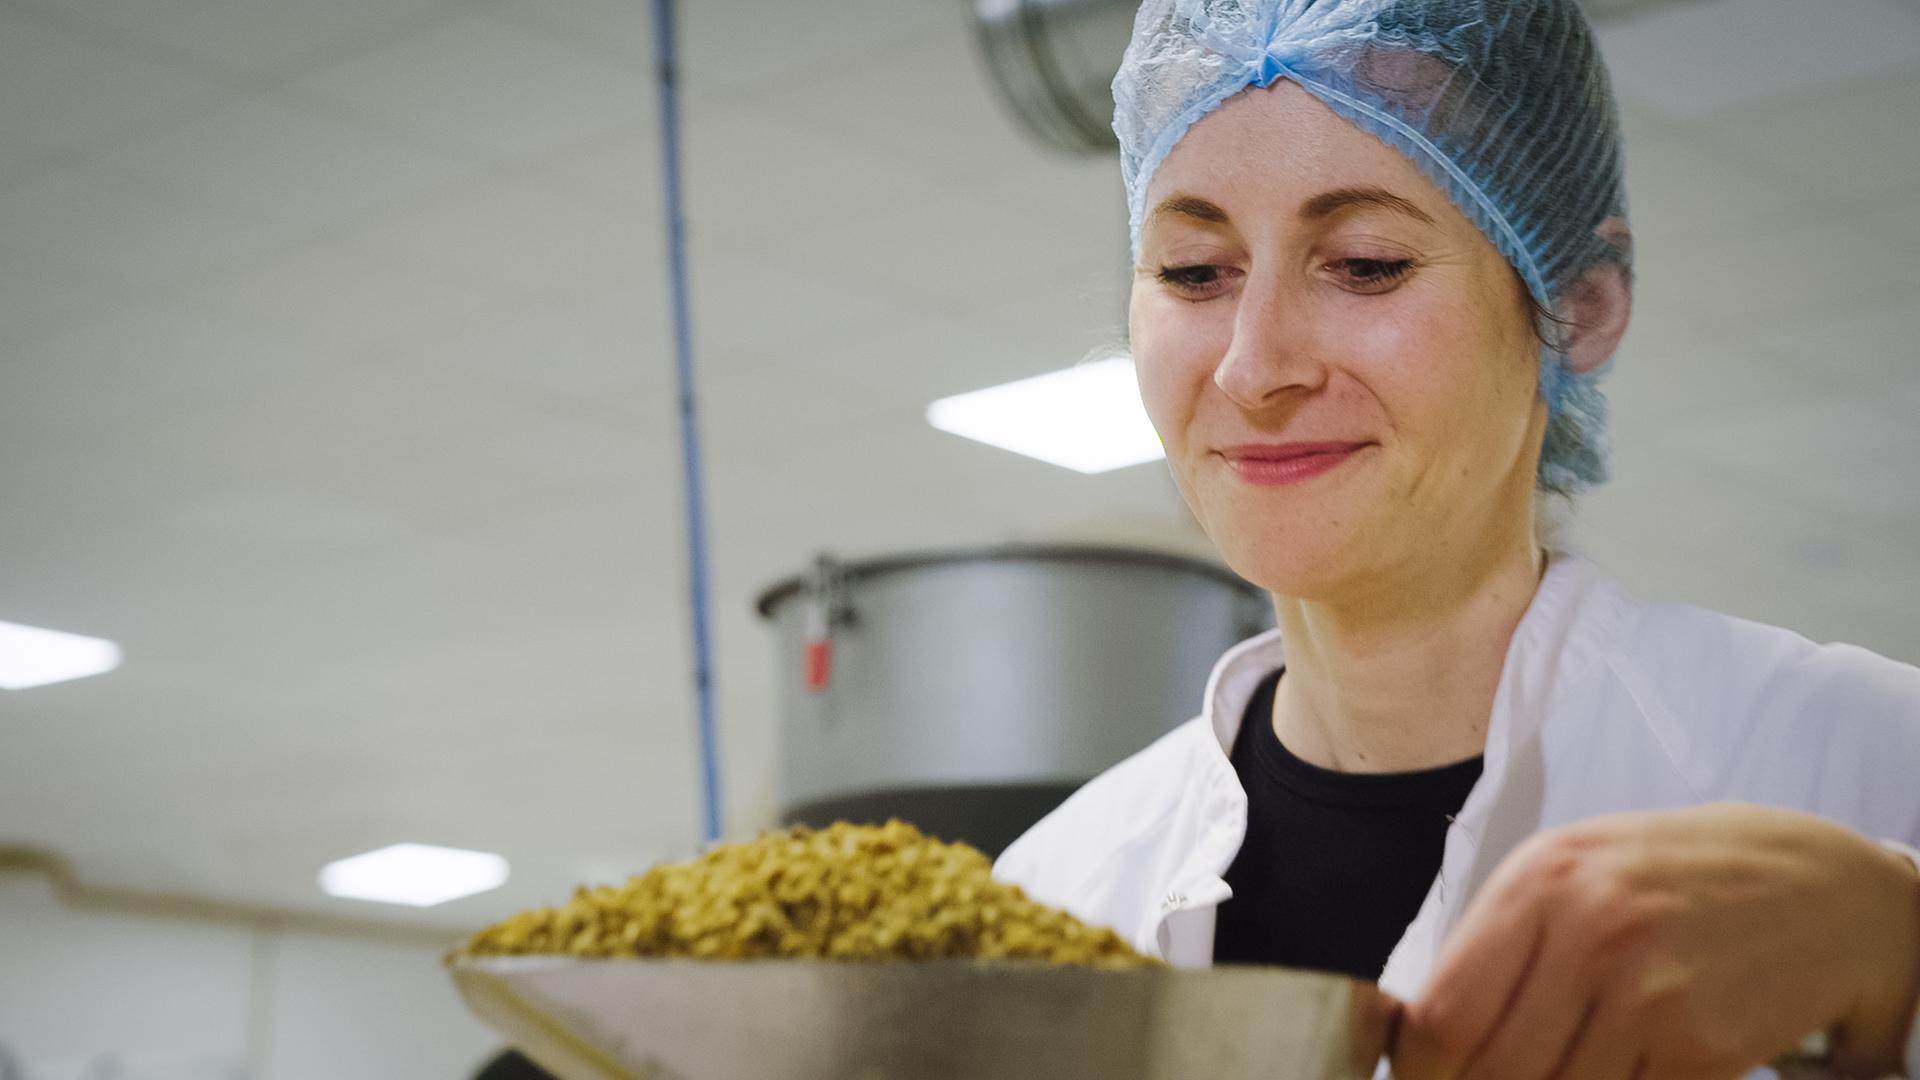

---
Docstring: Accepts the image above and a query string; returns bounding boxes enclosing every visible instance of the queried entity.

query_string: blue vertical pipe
[650,0,723,846]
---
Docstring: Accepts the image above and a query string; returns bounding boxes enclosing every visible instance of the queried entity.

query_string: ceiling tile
[1,346,541,553]
[160,488,419,554]
[10,0,449,74]
[273,396,681,539]
[0,302,350,472]
[529,102,950,247]
[292,10,652,162]
[348,175,656,297]
[740,183,1126,359]
[680,0,952,108]
[748,27,1054,190]
[1859,180,1920,243]
[684,232,918,368]
[491,0,652,66]
[94,95,484,238]
[0,8,227,163]
[0,248,143,347]
[698,338,899,465]
[244,358,542,463]
[0,165,283,288]
[382,278,674,420]
[535,126,661,213]
[160,244,503,353]
[679,102,950,234]
[2,367,441,534]
[968,151,1130,255]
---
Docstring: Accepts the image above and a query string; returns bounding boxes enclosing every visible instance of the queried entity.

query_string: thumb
[1350,983,1404,1077]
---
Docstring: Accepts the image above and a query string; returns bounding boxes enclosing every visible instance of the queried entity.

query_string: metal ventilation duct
[969,0,1137,154]
[968,0,1706,155]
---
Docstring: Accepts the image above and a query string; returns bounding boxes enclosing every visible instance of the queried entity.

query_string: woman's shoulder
[1616,599,1920,719]
[1596,596,1920,821]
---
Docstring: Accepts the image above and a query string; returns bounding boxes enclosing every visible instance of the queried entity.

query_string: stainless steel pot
[756,545,1271,855]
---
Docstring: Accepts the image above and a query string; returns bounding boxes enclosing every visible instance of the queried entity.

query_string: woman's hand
[1390,804,1920,1080]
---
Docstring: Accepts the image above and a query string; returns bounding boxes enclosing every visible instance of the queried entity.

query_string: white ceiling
[1,0,1917,930]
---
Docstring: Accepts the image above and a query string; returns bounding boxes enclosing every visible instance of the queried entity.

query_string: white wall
[0,873,500,1080]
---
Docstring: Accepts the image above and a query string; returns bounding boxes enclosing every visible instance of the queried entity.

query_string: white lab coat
[994,554,1920,1077]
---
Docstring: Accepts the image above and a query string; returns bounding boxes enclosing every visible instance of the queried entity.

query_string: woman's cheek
[1349,290,1478,416]
[1132,349,1188,459]
[1131,305,1219,458]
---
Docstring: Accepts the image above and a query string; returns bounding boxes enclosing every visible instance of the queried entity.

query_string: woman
[992,1,1920,1077]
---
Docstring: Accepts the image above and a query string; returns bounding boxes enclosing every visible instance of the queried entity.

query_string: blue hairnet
[1115,0,1632,493]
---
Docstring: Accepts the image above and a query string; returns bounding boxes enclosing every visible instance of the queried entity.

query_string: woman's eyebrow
[1147,193,1231,226]
[1147,187,1436,229]
[1299,186,1436,225]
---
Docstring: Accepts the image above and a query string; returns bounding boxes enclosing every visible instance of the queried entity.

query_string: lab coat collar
[1170,554,1636,966]
[1435,553,1635,937]
[1203,624,1286,756]
[1196,553,1622,769]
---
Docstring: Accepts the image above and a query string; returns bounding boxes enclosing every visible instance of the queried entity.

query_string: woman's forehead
[1145,80,1450,227]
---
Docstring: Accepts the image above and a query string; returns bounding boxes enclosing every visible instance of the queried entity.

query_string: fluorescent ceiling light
[319,843,510,907]
[0,620,123,690]
[927,356,1164,474]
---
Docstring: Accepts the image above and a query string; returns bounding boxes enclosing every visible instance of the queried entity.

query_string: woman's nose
[1211,275,1328,410]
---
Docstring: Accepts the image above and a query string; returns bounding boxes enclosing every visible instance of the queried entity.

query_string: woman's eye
[1154,264,1236,297]
[1327,257,1415,291]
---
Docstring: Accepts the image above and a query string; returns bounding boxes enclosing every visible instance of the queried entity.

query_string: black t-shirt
[1212,668,1484,979]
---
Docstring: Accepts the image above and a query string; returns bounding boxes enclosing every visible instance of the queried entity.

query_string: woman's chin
[1196,488,1387,599]
[1216,542,1369,602]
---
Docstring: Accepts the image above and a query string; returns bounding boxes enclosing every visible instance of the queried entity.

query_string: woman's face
[1130,80,1547,601]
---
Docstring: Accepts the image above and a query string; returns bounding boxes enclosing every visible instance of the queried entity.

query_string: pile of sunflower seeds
[453,820,1152,968]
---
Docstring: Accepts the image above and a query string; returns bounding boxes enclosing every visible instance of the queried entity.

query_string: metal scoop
[450,955,1394,1080]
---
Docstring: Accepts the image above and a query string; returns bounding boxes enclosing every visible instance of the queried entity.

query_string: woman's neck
[1269,537,1546,774]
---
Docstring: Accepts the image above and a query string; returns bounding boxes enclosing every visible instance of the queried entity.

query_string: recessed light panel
[318,843,510,907]
[0,620,123,690]
[926,356,1165,474]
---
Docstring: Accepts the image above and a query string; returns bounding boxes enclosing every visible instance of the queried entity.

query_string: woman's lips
[1220,442,1374,487]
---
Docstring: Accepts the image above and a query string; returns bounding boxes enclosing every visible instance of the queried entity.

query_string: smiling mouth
[1220,443,1375,487]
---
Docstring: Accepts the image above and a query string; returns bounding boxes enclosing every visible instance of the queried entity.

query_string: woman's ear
[1560,216,1633,375]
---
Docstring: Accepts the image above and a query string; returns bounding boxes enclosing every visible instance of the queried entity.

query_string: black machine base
[782,781,1084,859]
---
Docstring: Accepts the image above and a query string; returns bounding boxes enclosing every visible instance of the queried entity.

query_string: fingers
[1349,983,1403,1077]
[1393,900,1548,1079]
[1551,993,1642,1080]
[1396,830,1612,1079]
[1453,918,1598,1080]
